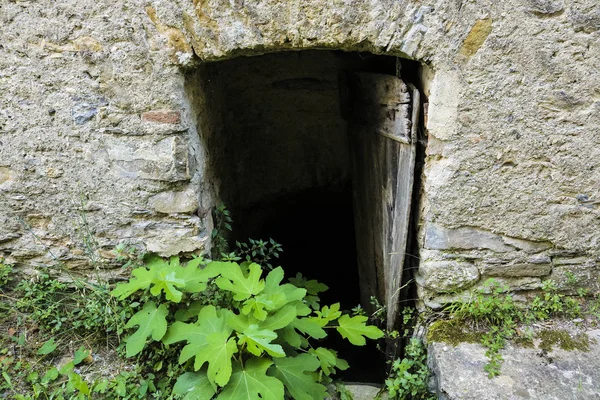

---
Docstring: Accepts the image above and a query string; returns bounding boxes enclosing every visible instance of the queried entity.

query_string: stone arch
[150,1,435,65]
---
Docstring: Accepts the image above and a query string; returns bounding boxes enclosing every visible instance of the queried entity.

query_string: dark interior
[194,50,402,382]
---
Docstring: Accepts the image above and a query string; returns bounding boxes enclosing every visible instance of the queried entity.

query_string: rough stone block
[424,223,513,253]
[502,237,552,254]
[141,217,208,256]
[104,136,190,182]
[477,277,542,293]
[549,262,600,293]
[478,262,552,278]
[418,260,480,293]
[148,189,198,214]
[429,330,600,400]
[525,0,564,15]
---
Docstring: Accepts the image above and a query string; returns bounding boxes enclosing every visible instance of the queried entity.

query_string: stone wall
[1,0,598,305]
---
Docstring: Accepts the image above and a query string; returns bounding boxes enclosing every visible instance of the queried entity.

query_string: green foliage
[211,205,284,270]
[234,238,283,270]
[270,355,326,400]
[219,358,284,400]
[15,273,131,337]
[336,314,384,346]
[529,280,581,321]
[434,278,584,378]
[211,204,233,259]
[36,339,57,356]
[0,260,13,288]
[385,338,435,400]
[124,302,169,357]
[112,257,384,399]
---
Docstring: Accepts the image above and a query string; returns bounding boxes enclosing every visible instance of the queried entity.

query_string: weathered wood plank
[347,72,417,335]
[349,73,412,143]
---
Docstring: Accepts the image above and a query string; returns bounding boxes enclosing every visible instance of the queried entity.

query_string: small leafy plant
[384,338,435,400]
[0,260,13,288]
[430,278,584,377]
[16,273,130,337]
[111,256,384,399]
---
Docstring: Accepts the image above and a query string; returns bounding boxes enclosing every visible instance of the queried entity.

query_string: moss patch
[427,319,482,346]
[537,329,590,352]
[513,335,535,348]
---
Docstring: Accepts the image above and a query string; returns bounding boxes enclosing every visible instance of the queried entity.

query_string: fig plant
[111,256,384,399]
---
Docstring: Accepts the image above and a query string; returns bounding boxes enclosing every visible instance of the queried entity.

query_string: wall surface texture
[1,0,598,305]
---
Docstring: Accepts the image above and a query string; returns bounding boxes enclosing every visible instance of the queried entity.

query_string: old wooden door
[346,72,419,334]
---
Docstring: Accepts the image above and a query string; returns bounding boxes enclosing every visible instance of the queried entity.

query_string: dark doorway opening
[192,50,416,382]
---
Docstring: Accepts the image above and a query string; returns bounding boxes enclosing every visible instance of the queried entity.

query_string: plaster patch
[426,70,460,140]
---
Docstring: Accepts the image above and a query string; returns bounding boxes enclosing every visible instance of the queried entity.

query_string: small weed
[114,242,144,270]
[15,273,131,338]
[432,278,586,378]
[211,203,233,259]
[234,238,283,270]
[384,338,435,400]
[565,270,578,286]
[0,260,13,288]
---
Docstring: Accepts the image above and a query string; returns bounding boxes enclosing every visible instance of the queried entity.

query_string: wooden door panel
[347,72,417,334]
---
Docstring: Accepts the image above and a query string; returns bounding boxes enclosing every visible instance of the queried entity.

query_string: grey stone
[476,277,543,292]
[549,263,600,293]
[525,0,564,15]
[326,384,389,400]
[569,6,600,33]
[479,262,552,278]
[148,189,198,214]
[71,96,108,125]
[343,384,387,400]
[418,260,480,292]
[103,136,190,182]
[501,237,553,254]
[429,330,600,400]
[424,224,513,253]
[142,218,208,256]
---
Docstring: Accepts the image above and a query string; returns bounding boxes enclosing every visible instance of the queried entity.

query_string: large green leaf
[241,295,274,321]
[111,257,184,302]
[163,305,235,387]
[176,261,220,294]
[309,347,349,376]
[124,301,169,357]
[312,303,342,327]
[270,354,327,400]
[336,314,384,346]
[174,300,205,322]
[149,267,186,302]
[289,273,328,311]
[262,267,307,310]
[277,325,308,349]
[217,358,284,400]
[289,273,328,295]
[228,303,298,334]
[237,325,285,358]
[172,371,216,400]
[292,317,326,340]
[110,266,156,299]
[215,262,265,301]
[111,257,218,302]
